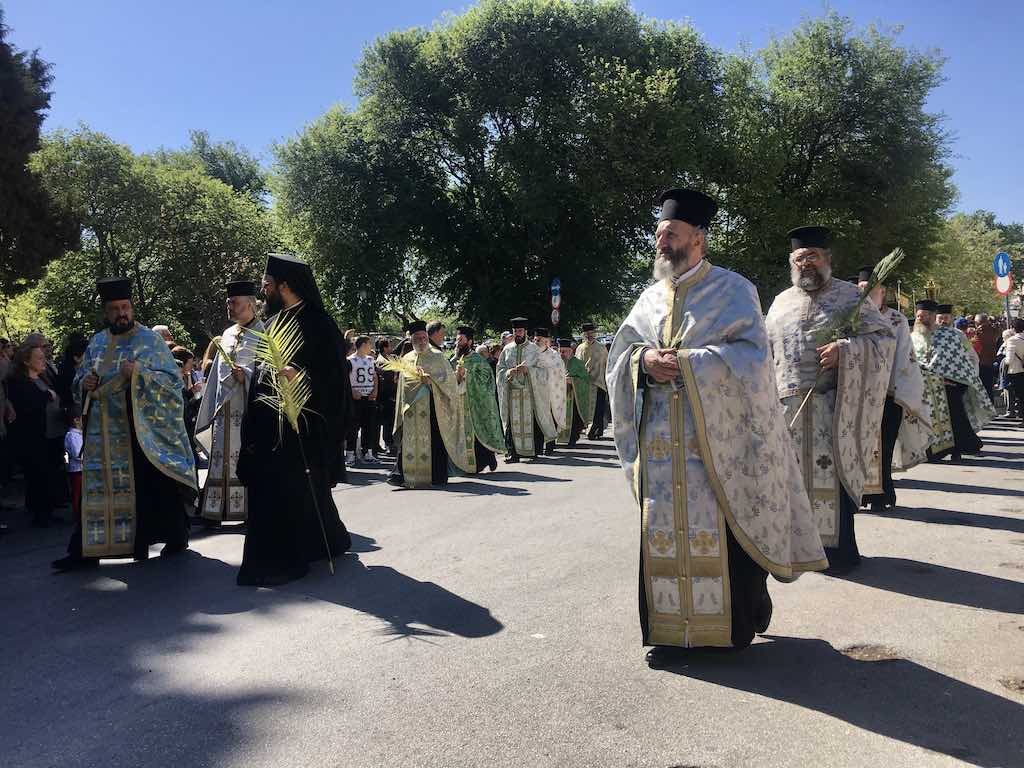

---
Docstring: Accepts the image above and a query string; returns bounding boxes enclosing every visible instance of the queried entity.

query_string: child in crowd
[65,410,84,523]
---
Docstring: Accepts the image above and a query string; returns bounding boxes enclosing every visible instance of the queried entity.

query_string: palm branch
[249,315,312,433]
[210,335,236,369]
[247,312,333,574]
[380,354,423,383]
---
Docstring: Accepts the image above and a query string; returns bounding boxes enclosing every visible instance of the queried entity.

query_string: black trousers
[587,388,608,438]
[824,489,860,571]
[346,398,377,453]
[19,442,52,526]
[979,365,996,403]
[946,382,983,456]
[1009,373,1024,423]
[639,525,768,649]
[864,397,903,509]
[378,398,396,449]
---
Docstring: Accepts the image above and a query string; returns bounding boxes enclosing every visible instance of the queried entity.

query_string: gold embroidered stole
[82,330,138,557]
[640,263,733,647]
[509,344,536,456]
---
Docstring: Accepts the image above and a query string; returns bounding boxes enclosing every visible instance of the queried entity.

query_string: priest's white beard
[913,320,934,336]
[791,264,831,292]
[412,340,430,353]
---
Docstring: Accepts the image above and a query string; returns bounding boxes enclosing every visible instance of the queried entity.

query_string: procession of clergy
[49,187,995,665]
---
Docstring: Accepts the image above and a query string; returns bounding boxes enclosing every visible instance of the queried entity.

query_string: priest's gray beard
[913,320,934,336]
[653,249,696,281]
[412,339,430,353]
[791,263,831,292]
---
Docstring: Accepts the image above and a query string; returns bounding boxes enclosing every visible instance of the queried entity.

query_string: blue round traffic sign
[550,277,561,294]
[994,252,1011,278]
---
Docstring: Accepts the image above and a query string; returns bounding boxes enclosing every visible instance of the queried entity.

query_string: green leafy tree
[279,0,720,331]
[151,129,268,202]
[710,14,954,299]
[0,10,78,294]
[30,127,274,349]
[275,3,955,329]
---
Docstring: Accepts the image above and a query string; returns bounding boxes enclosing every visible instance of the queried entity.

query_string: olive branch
[789,248,906,429]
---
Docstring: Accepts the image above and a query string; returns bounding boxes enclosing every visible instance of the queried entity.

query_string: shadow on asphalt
[484,470,571,483]
[447,481,529,497]
[897,478,1024,497]
[869,506,1024,534]
[825,556,1024,614]
[947,457,1024,471]
[657,635,1024,766]
[2,537,501,767]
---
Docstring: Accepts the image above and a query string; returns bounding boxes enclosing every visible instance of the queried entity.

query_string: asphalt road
[2,421,1023,768]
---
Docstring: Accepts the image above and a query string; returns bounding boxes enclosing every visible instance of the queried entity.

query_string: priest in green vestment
[388,321,470,488]
[609,189,826,665]
[53,278,198,572]
[576,322,609,439]
[556,338,590,446]
[912,299,994,461]
[496,318,558,462]
[451,325,503,473]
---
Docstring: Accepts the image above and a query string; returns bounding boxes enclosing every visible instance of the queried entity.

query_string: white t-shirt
[348,353,376,396]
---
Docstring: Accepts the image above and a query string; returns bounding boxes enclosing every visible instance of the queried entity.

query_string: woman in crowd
[6,342,60,527]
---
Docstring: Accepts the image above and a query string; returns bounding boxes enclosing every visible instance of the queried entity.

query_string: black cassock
[946,382,983,457]
[236,303,351,586]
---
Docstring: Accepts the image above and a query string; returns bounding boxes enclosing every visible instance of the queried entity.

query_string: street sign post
[994,251,1011,278]
[550,278,561,330]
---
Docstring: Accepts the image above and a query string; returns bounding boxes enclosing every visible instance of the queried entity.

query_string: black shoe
[754,592,773,634]
[51,555,99,573]
[506,456,520,464]
[488,456,498,472]
[645,646,687,668]
[160,542,188,557]
[869,502,884,514]
[386,474,404,487]
[544,446,556,456]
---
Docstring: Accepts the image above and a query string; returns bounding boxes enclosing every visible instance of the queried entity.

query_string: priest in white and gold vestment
[195,279,264,525]
[765,226,894,574]
[496,318,558,462]
[608,189,826,665]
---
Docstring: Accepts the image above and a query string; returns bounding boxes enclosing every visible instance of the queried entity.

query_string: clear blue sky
[4,0,1021,222]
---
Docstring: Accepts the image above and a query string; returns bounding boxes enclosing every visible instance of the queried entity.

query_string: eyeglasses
[791,251,824,264]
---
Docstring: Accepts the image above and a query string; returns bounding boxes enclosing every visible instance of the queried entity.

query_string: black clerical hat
[264,252,311,284]
[406,320,427,334]
[580,322,596,332]
[557,338,574,348]
[97,277,132,303]
[226,279,257,298]
[935,303,953,314]
[788,226,832,250]
[915,299,938,312]
[533,327,550,338]
[856,265,874,283]
[456,325,475,338]
[510,317,528,329]
[658,188,718,229]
